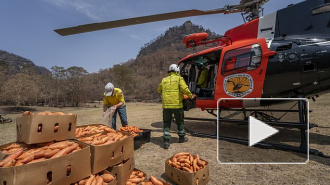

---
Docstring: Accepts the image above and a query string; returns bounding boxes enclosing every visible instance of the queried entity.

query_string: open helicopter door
[215,38,275,106]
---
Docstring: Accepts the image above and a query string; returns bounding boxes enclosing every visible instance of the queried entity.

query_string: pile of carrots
[74,171,115,185]
[0,141,81,167]
[126,169,146,185]
[76,125,116,137]
[77,132,128,145]
[167,152,207,173]
[119,125,143,137]
[23,111,74,116]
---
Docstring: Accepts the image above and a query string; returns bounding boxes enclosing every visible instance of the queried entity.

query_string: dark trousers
[112,105,128,130]
[163,108,186,140]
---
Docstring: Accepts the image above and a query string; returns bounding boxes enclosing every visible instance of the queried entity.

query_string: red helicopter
[55,0,330,156]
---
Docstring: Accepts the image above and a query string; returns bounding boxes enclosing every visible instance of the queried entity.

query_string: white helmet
[168,64,180,73]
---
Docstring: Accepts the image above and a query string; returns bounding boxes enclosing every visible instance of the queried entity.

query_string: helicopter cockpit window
[223,44,262,74]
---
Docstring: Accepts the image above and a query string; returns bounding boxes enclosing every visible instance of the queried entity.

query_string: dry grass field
[1,94,329,185]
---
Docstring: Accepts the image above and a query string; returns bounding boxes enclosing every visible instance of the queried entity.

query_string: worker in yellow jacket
[103,83,128,130]
[158,64,196,149]
[197,66,209,88]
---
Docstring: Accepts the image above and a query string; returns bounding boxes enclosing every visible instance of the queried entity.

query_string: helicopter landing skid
[184,99,329,158]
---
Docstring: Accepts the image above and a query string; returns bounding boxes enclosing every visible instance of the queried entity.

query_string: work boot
[164,139,170,149]
[179,136,189,143]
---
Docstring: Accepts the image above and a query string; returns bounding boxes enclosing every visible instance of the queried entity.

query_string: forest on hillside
[0,21,219,107]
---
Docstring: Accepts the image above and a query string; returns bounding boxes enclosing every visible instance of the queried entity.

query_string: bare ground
[0,95,329,185]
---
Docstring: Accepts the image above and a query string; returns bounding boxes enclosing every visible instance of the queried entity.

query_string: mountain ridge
[0,50,50,75]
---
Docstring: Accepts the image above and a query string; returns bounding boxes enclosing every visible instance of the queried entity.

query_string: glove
[191,94,197,99]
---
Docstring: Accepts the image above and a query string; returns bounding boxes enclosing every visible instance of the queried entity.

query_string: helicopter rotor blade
[54,8,226,36]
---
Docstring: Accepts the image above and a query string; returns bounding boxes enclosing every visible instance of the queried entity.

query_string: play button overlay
[249,116,279,147]
[217,98,309,164]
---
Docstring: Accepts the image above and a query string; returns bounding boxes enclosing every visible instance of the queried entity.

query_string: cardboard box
[16,115,77,144]
[0,141,91,185]
[165,157,210,185]
[107,157,135,185]
[87,131,134,174]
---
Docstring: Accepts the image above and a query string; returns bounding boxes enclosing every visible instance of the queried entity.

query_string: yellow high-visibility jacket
[158,72,193,109]
[197,68,209,88]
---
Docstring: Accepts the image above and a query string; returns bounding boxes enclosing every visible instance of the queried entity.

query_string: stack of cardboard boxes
[0,113,210,185]
[0,113,93,185]
[75,124,137,185]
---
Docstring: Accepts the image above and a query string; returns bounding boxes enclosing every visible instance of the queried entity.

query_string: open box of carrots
[0,140,91,185]
[165,152,210,185]
[16,111,77,144]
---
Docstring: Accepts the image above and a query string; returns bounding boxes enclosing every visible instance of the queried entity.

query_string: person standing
[103,82,128,130]
[158,64,196,149]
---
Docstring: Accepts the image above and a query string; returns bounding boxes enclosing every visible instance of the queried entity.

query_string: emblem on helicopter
[224,74,253,97]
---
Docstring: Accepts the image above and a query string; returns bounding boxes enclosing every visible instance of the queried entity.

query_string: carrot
[85,175,95,185]
[171,162,181,169]
[51,143,78,158]
[193,158,198,172]
[34,149,47,159]
[184,162,191,168]
[91,178,96,185]
[44,111,53,115]
[5,147,22,154]
[92,137,109,145]
[141,182,153,185]
[53,112,65,115]
[44,149,60,158]
[29,157,46,164]
[137,171,144,178]
[183,167,193,173]
[150,175,164,185]
[54,125,59,132]
[101,174,114,183]
[17,149,39,160]
[0,149,23,167]
[189,154,194,163]
[49,141,73,150]
[128,178,143,183]
[95,176,103,185]
[78,179,87,185]
[120,135,128,140]
[21,154,35,164]
[178,158,190,163]
[15,161,24,166]
[3,143,21,150]
[23,111,31,116]
[3,158,16,167]
[197,159,205,167]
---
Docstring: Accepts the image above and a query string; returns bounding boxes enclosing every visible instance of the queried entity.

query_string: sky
[0,0,305,73]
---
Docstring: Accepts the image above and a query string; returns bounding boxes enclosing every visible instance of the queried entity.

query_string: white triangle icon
[249,116,279,147]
